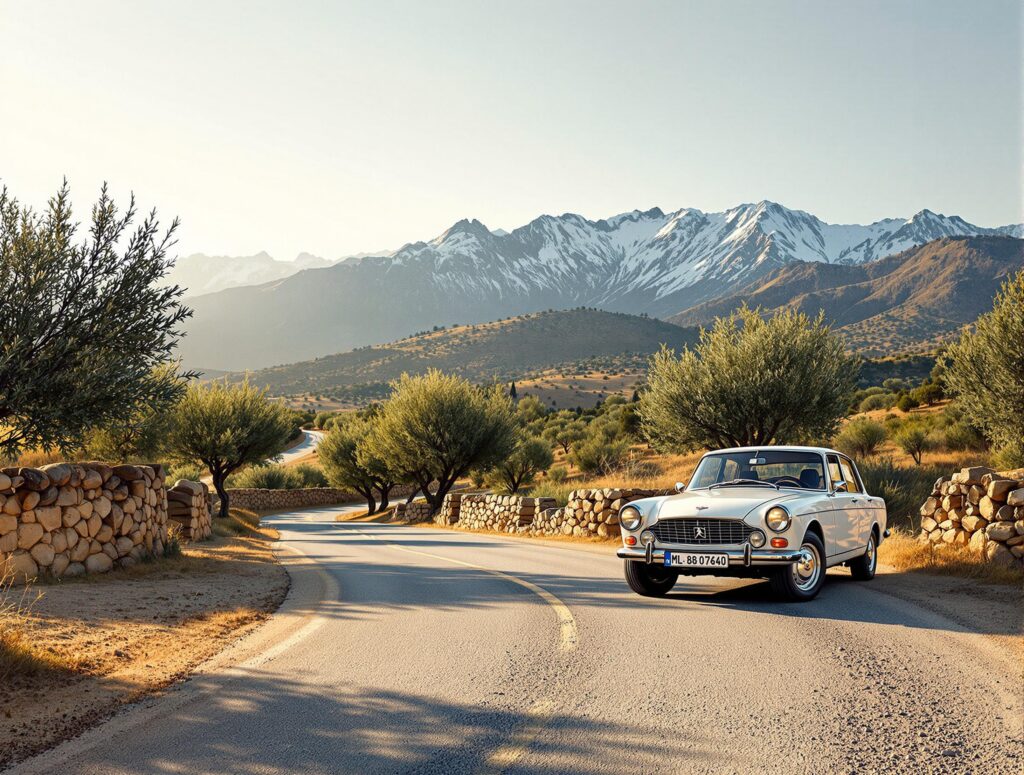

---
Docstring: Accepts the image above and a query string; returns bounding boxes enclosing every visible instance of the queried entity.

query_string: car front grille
[651,518,754,546]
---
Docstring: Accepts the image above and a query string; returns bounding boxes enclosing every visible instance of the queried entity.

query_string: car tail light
[770,537,789,548]
[625,536,637,546]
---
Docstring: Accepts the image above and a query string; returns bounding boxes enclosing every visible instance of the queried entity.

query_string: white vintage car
[616,446,888,601]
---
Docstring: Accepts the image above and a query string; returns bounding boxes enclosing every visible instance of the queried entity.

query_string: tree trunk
[378,483,393,512]
[406,489,418,504]
[362,489,377,515]
[213,474,230,519]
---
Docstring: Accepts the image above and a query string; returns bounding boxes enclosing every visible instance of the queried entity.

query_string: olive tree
[945,270,1024,461]
[640,307,859,451]
[491,435,553,493]
[168,381,293,517]
[319,416,381,514]
[0,183,192,459]
[365,370,517,512]
[834,418,887,458]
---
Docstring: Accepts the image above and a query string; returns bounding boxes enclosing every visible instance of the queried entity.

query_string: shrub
[570,434,629,475]
[490,435,554,493]
[229,465,302,490]
[527,481,574,508]
[547,465,568,484]
[858,458,947,531]
[163,524,183,558]
[940,421,987,453]
[895,394,919,413]
[834,418,887,458]
[292,463,329,488]
[165,461,206,483]
[990,439,1024,471]
[858,393,896,412]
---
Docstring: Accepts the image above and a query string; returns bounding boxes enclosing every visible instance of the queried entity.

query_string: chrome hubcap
[866,535,876,571]
[792,544,821,591]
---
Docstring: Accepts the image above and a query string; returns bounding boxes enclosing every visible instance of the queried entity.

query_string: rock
[969,530,988,554]
[40,463,72,486]
[985,541,1017,567]
[3,497,20,516]
[941,528,957,543]
[115,536,134,557]
[17,522,44,549]
[56,486,79,506]
[0,532,15,553]
[954,466,995,484]
[112,464,143,481]
[29,543,55,567]
[0,472,11,491]
[84,553,113,574]
[960,516,987,533]
[63,562,86,577]
[1007,488,1024,507]
[920,497,939,516]
[37,486,59,507]
[50,552,70,576]
[978,497,998,519]
[3,550,38,580]
[80,470,103,490]
[18,468,51,491]
[0,514,16,535]
[987,478,1017,501]
[51,530,67,553]
[1016,520,1024,536]
[35,505,62,532]
[996,504,1016,522]
[18,490,40,510]
[985,521,1016,542]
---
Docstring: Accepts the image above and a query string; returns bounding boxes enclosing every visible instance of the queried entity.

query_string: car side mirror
[675,481,685,493]
[833,481,848,494]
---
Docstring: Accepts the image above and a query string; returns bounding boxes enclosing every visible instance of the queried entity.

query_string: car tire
[624,560,678,597]
[848,529,878,581]
[769,531,826,602]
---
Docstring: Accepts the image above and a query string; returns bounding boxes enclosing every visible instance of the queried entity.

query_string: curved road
[274,429,325,466]
[15,504,1022,774]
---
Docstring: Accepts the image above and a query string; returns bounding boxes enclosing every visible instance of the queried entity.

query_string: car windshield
[687,450,826,491]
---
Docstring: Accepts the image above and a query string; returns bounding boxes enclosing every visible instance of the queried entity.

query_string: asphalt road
[274,429,325,466]
[16,504,1023,774]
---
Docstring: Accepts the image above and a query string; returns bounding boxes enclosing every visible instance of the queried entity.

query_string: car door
[838,455,871,550]
[826,454,859,556]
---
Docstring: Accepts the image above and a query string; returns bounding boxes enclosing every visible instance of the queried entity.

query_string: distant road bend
[16,503,1022,774]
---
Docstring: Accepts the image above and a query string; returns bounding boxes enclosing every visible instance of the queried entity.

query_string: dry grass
[879,530,1024,585]
[0,570,79,682]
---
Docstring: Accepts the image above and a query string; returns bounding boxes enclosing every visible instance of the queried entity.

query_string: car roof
[702,445,843,456]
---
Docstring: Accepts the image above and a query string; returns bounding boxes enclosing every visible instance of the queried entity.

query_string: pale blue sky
[1,0,1020,260]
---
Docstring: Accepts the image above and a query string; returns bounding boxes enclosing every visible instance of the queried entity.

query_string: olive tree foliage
[834,418,887,459]
[945,270,1024,461]
[365,370,517,512]
[318,416,381,515]
[0,183,193,460]
[167,381,293,518]
[490,434,553,494]
[85,363,189,462]
[639,307,859,451]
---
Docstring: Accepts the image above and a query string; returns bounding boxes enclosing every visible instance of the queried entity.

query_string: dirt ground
[0,516,288,769]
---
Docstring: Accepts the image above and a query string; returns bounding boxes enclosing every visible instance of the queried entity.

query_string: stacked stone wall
[221,483,418,513]
[167,480,213,541]
[919,466,1024,567]
[0,462,168,580]
[437,488,668,538]
[396,501,434,522]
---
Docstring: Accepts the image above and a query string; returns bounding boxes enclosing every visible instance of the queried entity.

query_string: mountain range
[175,201,1022,370]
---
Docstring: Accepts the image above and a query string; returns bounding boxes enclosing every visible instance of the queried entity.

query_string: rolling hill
[236,309,699,407]
[177,202,1021,370]
[669,236,1024,356]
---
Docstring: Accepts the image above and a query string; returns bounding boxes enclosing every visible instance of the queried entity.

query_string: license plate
[665,551,730,568]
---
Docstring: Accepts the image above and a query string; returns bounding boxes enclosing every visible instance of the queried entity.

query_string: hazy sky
[1,0,1020,260]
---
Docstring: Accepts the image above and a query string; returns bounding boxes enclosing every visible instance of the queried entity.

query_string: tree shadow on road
[60,671,721,775]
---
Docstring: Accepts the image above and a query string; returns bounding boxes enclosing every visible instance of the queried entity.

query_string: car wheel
[770,532,826,602]
[848,529,878,581]
[624,560,678,597]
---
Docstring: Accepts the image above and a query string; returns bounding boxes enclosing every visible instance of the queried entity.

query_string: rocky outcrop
[918,466,1024,567]
[0,462,169,581]
[167,480,213,541]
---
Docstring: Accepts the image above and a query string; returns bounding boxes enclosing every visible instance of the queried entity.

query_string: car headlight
[748,529,766,548]
[765,506,791,533]
[640,530,656,546]
[620,506,642,531]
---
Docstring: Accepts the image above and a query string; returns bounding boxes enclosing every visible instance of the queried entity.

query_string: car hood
[655,487,801,520]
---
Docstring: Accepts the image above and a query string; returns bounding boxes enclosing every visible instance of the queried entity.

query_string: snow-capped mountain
[178,201,1021,369]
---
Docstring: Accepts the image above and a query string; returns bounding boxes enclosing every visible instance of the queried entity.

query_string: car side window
[839,458,863,494]
[826,455,843,490]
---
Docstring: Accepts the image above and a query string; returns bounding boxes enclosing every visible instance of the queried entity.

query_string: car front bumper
[617,545,804,567]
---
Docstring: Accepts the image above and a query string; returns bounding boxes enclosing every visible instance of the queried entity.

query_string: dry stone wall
[395,501,434,522]
[438,488,669,538]
[221,487,358,512]
[0,462,169,581]
[918,466,1024,567]
[167,480,213,541]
